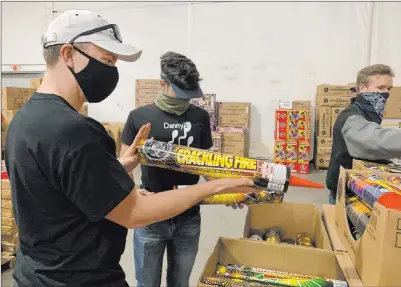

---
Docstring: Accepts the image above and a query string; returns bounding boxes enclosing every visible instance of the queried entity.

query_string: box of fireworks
[274,110,288,140]
[317,85,356,98]
[287,110,311,141]
[273,140,287,164]
[317,146,332,156]
[2,179,11,200]
[135,79,161,90]
[2,217,16,228]
[316,107,331,137]
[316,96,353,108]
[218,127,249,157]
[383,87,401,119]
[198,237,350,287]
[315,154,330,169]
[285,141,298,173]
[2,225,18,236]
[279,100,311,110]
[2,87,36,110]
[218,102,251,129]
[297,141,310,174]
[331,107,346,127]
[316,137,333,148]
[2,208,13,218]
[322,205,347,252]
[210,131,222,153]
[2,234,18,245]
[381,118,401,129]
[335,167,401,286]
[30,77,43,89]
[243,202,332,250]
[352,159,401,173]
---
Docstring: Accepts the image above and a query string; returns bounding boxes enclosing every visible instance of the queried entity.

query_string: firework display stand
[334,168,401,287]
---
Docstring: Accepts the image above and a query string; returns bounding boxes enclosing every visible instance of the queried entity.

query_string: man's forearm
[128,180,242,227]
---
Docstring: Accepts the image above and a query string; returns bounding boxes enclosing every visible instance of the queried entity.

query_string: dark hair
[160,51,202,90]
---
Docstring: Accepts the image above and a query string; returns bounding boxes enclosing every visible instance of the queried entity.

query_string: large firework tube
[201,276,267,287]
[347,173,394,208]
[136,139,323,195]
[345,196,372,235]
[214,264,348,287]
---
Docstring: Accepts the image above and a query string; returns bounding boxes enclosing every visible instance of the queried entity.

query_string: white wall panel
[1,2,53,65]
[54,2,190,123]
[189,2,372,157]
[370,2,401,85]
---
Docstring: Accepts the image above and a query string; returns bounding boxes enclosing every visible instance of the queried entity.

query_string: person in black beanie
[326,64,401,204]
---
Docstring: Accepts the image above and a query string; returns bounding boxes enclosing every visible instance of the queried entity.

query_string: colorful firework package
[353,159,401,174]
[345,196,371,237]
[265,228,281,244]
[296,232,314,248]
[210,263,348,287]
[135,139,323,205]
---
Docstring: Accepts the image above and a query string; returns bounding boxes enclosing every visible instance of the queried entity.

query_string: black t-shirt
[121,104,213,217]
[4,93,134,287]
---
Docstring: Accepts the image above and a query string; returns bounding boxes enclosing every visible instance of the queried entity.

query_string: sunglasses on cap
[69,24,122,44]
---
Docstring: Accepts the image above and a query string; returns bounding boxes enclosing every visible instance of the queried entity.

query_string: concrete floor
[2,169,329,287]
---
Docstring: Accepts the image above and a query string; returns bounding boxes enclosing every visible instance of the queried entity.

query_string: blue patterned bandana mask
[358,92,389,119]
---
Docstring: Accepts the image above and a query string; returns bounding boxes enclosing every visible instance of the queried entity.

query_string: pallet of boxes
[1,177,17,269]
[274,100,311,174]
[315,85,356,170]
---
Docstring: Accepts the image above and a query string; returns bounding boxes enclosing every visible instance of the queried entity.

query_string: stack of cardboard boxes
[273,101,311,174]
[217,102,251,157]
[315,85,356,169]
[2,179,18,262]
[135,79,161,108]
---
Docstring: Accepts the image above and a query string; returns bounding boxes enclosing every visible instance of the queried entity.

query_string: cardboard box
[335,167,401,286]
[317,146,332,156]
[218,102,251,129]
[279,100,311,110]
[30,77,43,89]
[273,140,286,164]
[243,202,332,250]
[2,234,18,245]
[274,110,288,140]
[135,79,161,90]
[316,137,333,148]
[322,205,347,252]
[2,87,35,110]
[135,88,160,108]
[102,122,124,155]
[331,107,345,127]
[1,225,18,236]
[315,154,330,169]
[1,217,16,228]
[1,110,18,151]
[220,129,249,157]
[198,237,348,287]
[316,85,356,98]
[2,208,13,218]
[383,87,401,119]
[1,242,17,253]
[317,107,331,137]
[316,95,352,107]
[286,141,298,173]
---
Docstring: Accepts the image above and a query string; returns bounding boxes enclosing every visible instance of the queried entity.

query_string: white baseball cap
[42,10,142,62]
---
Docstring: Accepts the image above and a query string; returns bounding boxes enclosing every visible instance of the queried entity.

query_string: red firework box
[297,141,310,174]
[273,140,287,164]
[274,110,288,140]
[286,141,298,173]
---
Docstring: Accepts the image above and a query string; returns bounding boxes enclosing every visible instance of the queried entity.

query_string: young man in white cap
[5,10,254,287]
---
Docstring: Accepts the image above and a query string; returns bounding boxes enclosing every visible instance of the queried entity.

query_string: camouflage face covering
[358,92,390,119]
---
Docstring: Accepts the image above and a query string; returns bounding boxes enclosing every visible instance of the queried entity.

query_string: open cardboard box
[243,201,332,250]
[335,167,401,286]
[198,237,364,287]
[322,204,346,252]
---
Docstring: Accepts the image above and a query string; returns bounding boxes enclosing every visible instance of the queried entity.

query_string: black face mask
[68,47,119,103]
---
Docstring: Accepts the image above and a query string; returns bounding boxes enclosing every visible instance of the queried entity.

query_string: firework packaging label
[335,167,401,287]
[135,139,323,202]
[243,202,332,251]
[197,237,350,287]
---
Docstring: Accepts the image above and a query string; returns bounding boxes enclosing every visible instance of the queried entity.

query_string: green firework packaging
[213,264,348,287]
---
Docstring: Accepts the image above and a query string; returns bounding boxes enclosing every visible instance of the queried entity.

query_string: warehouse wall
[2,2,400,158]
